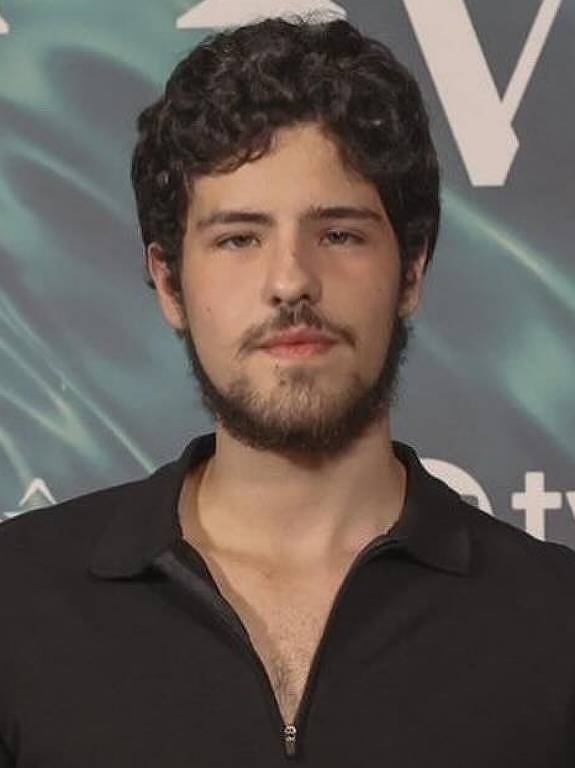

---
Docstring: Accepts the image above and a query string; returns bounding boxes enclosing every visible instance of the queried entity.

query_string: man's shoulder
[0,436,205,571]
[0,472,153,571]
[455,494,575,594]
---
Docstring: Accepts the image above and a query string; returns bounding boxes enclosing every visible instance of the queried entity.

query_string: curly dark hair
[131,16,440,299]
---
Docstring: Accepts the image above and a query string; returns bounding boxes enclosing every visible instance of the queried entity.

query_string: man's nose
[261,237,322,308]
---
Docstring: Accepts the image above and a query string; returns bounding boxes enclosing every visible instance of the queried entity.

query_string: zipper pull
[283,724,297,757]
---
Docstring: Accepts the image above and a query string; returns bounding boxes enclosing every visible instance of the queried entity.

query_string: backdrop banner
[1,0,573,548]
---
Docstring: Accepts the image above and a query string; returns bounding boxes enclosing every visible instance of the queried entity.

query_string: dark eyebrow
[195,210,274,231]
[194,205,384,232]
[302,205,384,226]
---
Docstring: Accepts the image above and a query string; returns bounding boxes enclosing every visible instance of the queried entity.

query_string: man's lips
[257,329,338,359]
[258,329,338,349]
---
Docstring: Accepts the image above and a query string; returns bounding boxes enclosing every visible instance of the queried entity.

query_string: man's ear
[398,248,428,319]
[146,242,186,332]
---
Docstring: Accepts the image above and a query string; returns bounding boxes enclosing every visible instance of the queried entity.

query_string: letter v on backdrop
[403,0,562,186]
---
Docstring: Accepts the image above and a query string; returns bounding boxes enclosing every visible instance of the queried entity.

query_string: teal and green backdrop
[1,0,573,547]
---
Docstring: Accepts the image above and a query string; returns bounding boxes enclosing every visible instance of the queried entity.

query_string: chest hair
[203,552,347,725]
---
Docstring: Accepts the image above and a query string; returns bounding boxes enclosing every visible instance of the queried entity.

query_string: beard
[180,304,411,459]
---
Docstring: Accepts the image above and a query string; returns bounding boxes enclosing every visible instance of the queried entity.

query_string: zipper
[153,547,289,745]
[283,534,400,758]
[155,533,401,760]
[283,724,297,757]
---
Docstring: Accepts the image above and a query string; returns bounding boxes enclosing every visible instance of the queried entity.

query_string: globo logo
[422,458,493,514]
[422,458,575,542]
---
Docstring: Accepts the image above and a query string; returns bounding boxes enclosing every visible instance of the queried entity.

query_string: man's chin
[182,316,410,456]
[214,408,377,456]
[194,374,390,456]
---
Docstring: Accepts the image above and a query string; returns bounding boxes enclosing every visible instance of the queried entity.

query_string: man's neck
[179,419,406,570]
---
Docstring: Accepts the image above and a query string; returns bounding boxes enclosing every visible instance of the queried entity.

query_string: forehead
[187,122,385,223]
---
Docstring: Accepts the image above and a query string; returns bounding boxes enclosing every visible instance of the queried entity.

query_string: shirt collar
[89,432,472,579]
[390,442,472,575]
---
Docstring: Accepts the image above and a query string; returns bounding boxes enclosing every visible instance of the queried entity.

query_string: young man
[1,17,574,768]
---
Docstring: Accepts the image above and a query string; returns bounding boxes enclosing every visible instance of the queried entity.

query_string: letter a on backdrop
[403,0,562,187]
[177,0,347,29]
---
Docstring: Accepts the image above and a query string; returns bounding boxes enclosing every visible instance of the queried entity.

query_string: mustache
[240,302,356,354]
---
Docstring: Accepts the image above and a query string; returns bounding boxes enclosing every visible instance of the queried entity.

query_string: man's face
[150,122,426,456]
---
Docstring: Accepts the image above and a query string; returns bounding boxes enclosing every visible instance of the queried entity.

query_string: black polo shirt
[1,432,574,767]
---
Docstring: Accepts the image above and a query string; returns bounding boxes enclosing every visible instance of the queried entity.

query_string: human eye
[321,230,366,246]
[214,233,260,250]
